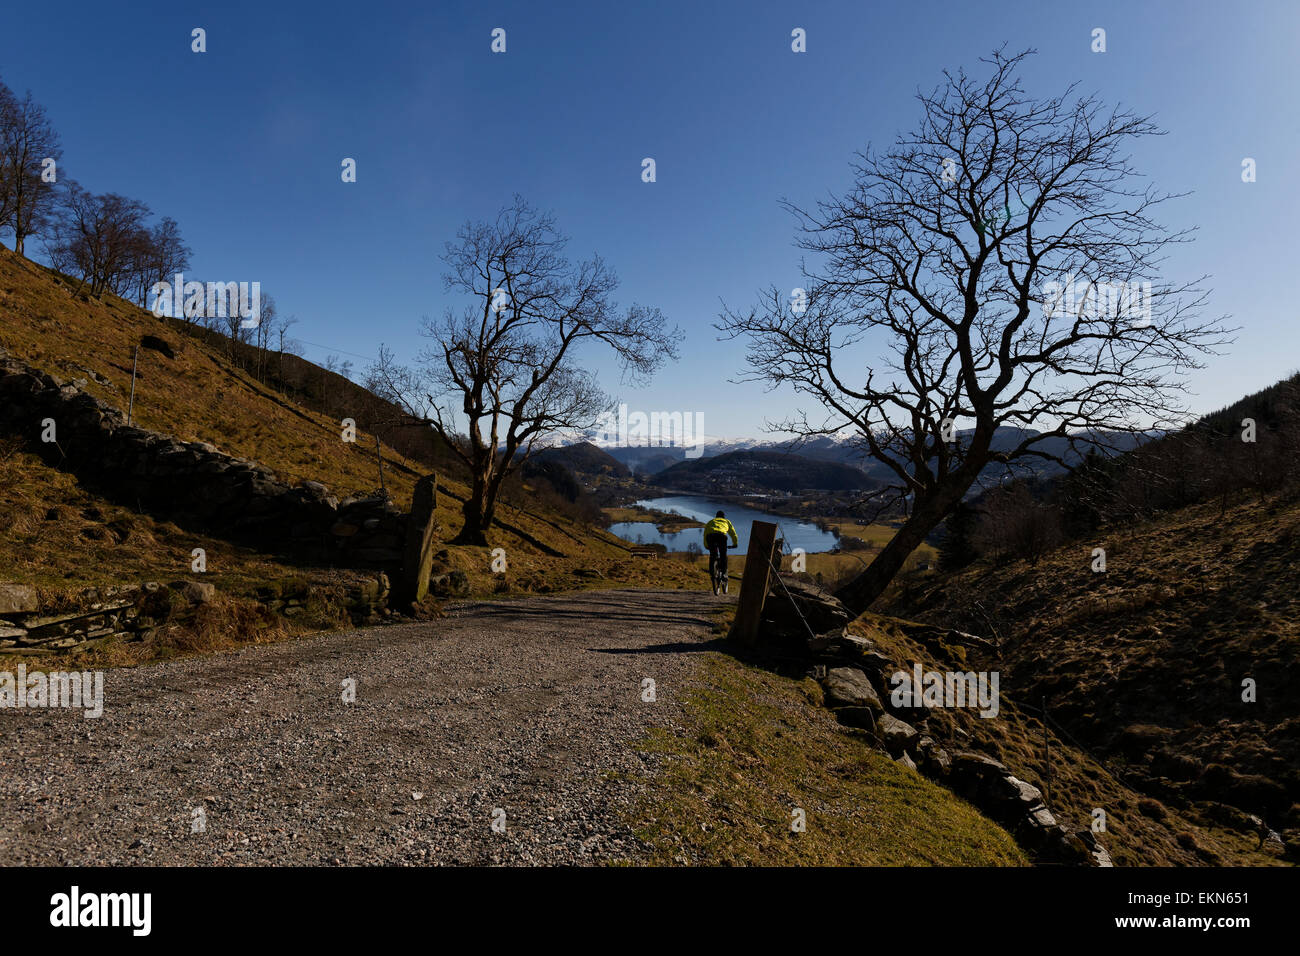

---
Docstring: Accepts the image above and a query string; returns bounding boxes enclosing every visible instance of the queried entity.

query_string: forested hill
[655,449,877,493]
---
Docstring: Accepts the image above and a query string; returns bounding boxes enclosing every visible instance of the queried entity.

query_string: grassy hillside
[632,649,1029,866]
[656,449,877,493]
[887,490,1300,861]
[531,441,630,477]
[0,248,711,663]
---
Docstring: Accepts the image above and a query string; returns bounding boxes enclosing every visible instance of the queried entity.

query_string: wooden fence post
[396,473,438,609]
[730,520,777,644]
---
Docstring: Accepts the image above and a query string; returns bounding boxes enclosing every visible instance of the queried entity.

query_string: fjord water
[607,495,840,553]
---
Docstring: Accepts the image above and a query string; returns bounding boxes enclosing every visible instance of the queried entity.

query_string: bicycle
[710,544,736,596]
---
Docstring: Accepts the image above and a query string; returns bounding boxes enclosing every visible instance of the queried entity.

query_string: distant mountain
[591,427,1150,487]
[600,446,685,476]
[529,441,630,477]
[655,449,879,494]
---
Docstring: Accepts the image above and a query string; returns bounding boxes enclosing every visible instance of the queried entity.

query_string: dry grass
[0,248,711,665]
[884,491,1300,864]
[630,650,1028,865]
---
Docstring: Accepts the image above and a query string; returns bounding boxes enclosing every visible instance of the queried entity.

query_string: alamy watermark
[0,664,103,719]
[889,665,1000,718]
[50,886,150,936]
[1041,274,1152,329]
[589,403,706,459]
[149,273,262,329]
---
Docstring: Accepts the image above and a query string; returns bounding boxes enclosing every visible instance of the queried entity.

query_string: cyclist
[703,511,739,593]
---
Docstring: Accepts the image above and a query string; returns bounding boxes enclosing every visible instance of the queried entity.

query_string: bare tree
[250,293,277,381]
[718,49,1231,615]
[276,315,299,379]
[47,183,151,296]
[368,197,680,544]
[0,83,62,257]
[0,80,17,245]
[131,216,191,307]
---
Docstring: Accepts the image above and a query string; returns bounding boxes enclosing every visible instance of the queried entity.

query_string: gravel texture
[0,588,724,865]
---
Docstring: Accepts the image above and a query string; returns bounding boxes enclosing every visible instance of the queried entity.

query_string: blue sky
[3,0,1296,439]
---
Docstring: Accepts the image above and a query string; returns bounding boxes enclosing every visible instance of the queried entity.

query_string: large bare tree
[368,197,680,544]
[0,83,62,257]
[718,49,1230,615]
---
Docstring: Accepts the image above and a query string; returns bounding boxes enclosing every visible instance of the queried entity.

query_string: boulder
[140,334,175,358]
[1076,828,1114,867]
[0,583,38,615]
[949,750,1009,798]
[760,575,851,642]
[429,571,470,598]
[807,628,846,653]
[992,775,1046,812]
[841,633,875,655]
[173,581,216,605]
[820,667,883,710]
[832,706,878,731]
[876,714,920,756]
[919,744,951,779]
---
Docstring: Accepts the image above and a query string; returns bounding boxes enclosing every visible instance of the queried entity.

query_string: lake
[607,495,841,553]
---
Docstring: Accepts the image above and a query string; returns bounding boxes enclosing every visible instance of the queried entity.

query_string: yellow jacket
[703,517,738,547]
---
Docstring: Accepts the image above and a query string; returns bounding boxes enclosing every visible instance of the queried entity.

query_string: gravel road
[0,588,727,865]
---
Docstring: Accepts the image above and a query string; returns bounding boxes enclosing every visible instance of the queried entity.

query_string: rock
[0,626,28,641]
[896,752,918,772]
[1076,828,1114,867]
[951,750,1008,779]
[760,575,851,642]
[917,739,952,778]
[174,581,216,605]
[820,667,883,710]
[876,714,920,756]
[429,571,470,598]
[992,775,1045,811]
[944,629,994,651]
[841,633,874,655]
[1026,805,1058,830]
[807,628,845,653]
[949,750,1009,798]
[832,706,877,731]
[0,583,39,615]
[140,334,175,358]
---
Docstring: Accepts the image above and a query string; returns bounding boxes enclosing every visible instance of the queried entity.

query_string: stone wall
[757,576,1113,866]
[0,348,410,566]
[0,577,393,654]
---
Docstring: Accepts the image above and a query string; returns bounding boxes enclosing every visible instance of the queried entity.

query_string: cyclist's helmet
[716,510,725,518]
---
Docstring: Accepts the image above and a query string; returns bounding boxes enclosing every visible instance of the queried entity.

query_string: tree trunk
[454,471,491,545]
[14,235,24,257]
[454,501,488,545]
[834,485,966,616]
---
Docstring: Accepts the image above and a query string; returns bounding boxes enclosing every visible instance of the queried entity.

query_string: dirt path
[0,589,728,865]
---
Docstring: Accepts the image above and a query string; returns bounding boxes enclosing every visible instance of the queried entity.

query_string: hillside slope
[888,490,1300,858]
[530,441,630,477]
[0,249,709,660]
